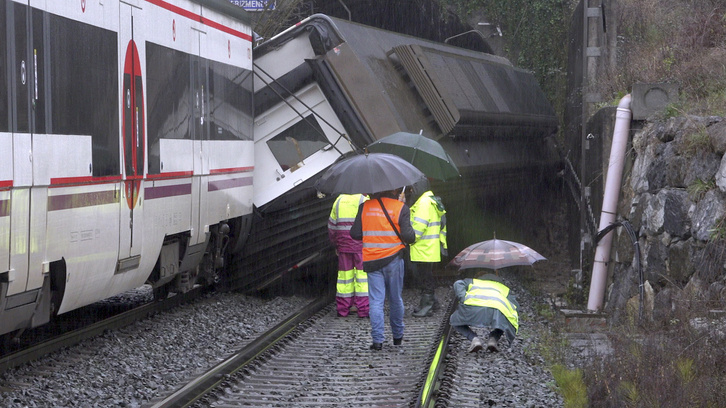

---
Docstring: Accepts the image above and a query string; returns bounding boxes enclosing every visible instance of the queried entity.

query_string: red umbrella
[449,238,546,272]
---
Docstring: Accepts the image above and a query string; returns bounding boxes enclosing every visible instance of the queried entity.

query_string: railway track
[148,289,456,407]
[1,277,563,407]
[0,287,205,374]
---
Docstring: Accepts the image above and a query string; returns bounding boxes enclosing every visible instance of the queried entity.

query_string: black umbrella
[366,131,460,181]
[315,152,426,194]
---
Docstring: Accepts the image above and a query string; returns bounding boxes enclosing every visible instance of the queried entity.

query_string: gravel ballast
[1,279,567,407]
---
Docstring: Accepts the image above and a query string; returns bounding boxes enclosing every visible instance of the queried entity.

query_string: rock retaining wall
[603,115,726,325]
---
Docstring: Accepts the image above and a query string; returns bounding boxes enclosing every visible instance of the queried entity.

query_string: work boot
[412,294,435,317]
[468,337,483,353]
[370,342,382,351]
[431,297,440,311]
[487,336,499,353]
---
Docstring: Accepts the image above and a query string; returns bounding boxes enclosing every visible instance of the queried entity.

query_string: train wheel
[0,330,20,355]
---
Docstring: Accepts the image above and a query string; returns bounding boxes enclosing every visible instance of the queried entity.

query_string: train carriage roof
[255,14,558,144]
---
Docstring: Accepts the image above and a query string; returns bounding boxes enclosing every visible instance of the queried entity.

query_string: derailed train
[0,1,558,340]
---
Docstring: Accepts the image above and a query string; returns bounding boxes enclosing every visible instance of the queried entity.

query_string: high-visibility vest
[463,279,519,332]
[410,191,445,262]
[329,194,367,252]
[361,197,405,262]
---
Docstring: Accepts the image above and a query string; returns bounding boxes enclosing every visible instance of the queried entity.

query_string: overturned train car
[233,15,559,291]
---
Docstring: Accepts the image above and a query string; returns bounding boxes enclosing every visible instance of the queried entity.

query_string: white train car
[0,0,254,338]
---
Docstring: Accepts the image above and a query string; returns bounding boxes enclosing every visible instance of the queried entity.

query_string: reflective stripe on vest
[410,191,444,262]
[361,197,405,262]
[463,279,519,332]
[329,194,366,231]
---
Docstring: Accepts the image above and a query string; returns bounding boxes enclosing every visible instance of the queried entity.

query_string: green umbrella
[366,132,460,181]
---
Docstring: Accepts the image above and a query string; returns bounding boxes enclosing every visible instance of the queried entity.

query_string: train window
[146,42,192,174]
[49,13,119,177]
[31,8,45,134]
[192,57,206,142]
[0,0,7,132]
[267,115,328,171]
[13,2,29,133]
[207,60,253,141]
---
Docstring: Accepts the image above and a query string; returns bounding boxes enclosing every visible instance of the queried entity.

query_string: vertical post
[580,0,605,301]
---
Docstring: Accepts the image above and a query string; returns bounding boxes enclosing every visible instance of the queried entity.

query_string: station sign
[229,0,276,11]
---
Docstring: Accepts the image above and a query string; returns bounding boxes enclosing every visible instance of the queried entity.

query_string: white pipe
[587,94,632,312]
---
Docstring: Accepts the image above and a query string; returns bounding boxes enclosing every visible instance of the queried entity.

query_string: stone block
[631,83,679,120]
[558,309,608,332]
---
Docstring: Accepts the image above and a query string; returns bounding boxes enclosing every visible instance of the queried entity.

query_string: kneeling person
[449,273,519,353]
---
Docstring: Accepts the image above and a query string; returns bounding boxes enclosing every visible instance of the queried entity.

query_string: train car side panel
[7,188,29,297]
[47,185,123,313]
[253,84,352,207]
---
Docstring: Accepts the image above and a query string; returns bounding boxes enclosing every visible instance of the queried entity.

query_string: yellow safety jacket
[410,191,446,262]
[463,279,519,332]
[328,194,367,253]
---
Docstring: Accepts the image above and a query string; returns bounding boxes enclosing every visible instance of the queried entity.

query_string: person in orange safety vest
[350,188,415,351]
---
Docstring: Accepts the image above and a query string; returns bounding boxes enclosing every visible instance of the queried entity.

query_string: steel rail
[415,298,457,407]
[150,294,333,408]
[0,287,203,374]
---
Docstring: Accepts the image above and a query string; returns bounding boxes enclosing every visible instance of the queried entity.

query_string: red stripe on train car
[146,171,194,180]
[50,175,123,187]
[145,0,253,41]
[209,166,254,174]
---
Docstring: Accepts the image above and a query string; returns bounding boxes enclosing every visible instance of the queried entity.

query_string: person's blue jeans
[367,256,405,344]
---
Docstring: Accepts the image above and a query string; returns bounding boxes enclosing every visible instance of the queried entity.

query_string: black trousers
[411,261,435,295]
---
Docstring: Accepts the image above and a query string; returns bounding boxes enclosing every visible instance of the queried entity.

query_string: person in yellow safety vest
[407,179,447,317]
[328,193,369,317]
[449,273,519,353]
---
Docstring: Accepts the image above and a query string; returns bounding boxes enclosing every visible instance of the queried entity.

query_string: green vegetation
[246,0,306,42]
[708,216,726,241]
[551,364,588,408]
[583,328,726,407]
[681,128,713,156]
[600,0,726,115]
[662,102,685,119]
[687,178,715,201]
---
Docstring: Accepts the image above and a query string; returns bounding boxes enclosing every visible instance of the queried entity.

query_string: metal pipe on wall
[587,94,632,312]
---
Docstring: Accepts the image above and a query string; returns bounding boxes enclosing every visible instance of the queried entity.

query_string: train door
[118,4,144,267]
[0,0,15,290]
[5,0,35,296]
[191,40,207,246]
